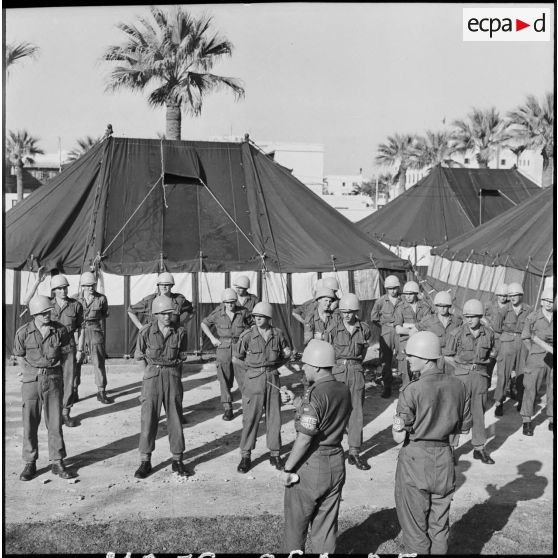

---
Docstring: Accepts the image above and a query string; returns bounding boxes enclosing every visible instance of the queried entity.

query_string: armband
[392,414,404,432]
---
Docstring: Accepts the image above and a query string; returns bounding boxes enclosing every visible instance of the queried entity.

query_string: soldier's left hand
[280,387,295,405]
[277,470,299,487]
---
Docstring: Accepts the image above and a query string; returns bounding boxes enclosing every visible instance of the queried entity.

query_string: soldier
[134,296,191,479]
[493,282,532,416]
[201,288,252,420]
[303,287,337,345]
[520,288,554,435]
[482,284,509,385]
[292,277,340,325]
[74,271,113,405]
[444,299,495,464]
[394,281,433,387]
[393,331,471,554]
[370,274,403,398]
[325,293,371,470]
[127,272,194,331]
[280,340,352,554]
[13,296,75,481]
[50,275,83,427]
[234,301,292,474]
[232,275,259,313]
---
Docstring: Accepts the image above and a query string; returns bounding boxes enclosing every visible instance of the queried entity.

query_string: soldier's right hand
[212,338,222,348]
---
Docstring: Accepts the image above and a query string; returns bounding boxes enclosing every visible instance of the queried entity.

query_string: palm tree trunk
[15,162,24,202]
[541,153,554,188]
[165,102,181,140]
[396,165,407,196]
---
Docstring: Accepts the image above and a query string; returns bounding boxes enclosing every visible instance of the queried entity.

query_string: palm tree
[103,6,245,140]
[506,92,554,187]
[65,136,100,163]
[375,134,418,197]
[450,107,511,168]
[6,130,44,202]
[412,130,461,170]
[5,41,40,77]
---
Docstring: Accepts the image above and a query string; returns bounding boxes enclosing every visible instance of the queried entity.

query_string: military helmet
[322,277,340,291]
[541,288,554,302]
[151,296,175,314]
[463,299,484,316]
[507,282,524,296]
[302,339,336,368]
[403,281,420,294]
[80,271,96,286]
[29,296,54,316]
[233,275,250,289]
[339,293,360,312]
[50,274,69,290]
[314,287,336,301]
[157,272,175,286]
[384,275,401,289]
[495,283,509,296]
[434,291,452,306]
[221,288,238,303]
[405,331,442,360]
[252,301,273,318]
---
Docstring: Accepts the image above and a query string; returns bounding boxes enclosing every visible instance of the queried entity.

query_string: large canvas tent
[5,136,409,355]
[428,186,554,309]
[357,165,541,267]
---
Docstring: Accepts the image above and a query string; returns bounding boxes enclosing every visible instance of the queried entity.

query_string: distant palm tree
[412,130,461,170]
[5,41,40,77]
[66,136,100,162]
[450,107,511,168]
[375,134,418,197]
[6,130,44,202]
[506,92,554,187]
[103,6,245,140]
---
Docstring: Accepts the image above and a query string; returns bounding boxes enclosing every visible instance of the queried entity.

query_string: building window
[501,159,506,166]
[464,158,470,164]
[342,182,346,187]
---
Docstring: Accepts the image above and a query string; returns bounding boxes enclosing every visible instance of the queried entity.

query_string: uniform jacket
[50,296,83,346]
[370,294,402,333]
[443,324,495,374]
[324,319,370,361]
[417,313,462,349]
[494,303,533,343]
[128,292,193,326]
[394,300,433,328]
[237,292,259,313]
[202,303,252,348]
[234,325,291,375]
[522,309,554,356]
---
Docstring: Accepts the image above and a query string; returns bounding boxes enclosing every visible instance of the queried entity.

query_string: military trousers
[139,367,185,459]
[333,361,365,452]
[520,353,553,422]
[284,446,345,554]
[21,371,67,462]
[379,329,397,387]
[495,338,527,403]
[240,368,281,455]
[60,348,77,410]
[454,368,489,447]
[398,336,411,387]
[395,441,455,555]
[215,346,244,407]
[75,326,107,389]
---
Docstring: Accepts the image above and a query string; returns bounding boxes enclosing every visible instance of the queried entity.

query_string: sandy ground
[4,358,554,553]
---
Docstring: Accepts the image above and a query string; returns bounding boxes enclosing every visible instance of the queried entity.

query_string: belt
[37,365,62,375]
[219,336,239,342]
[408,439,449,447]
[456,363,487,372]
[315,445,343,455]
[336,358,362,365]
[149,362,180,368]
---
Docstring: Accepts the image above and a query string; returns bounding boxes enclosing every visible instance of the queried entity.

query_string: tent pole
[193,271,201,355]
[12,270,22,358]
[257,270,263,301]
[225,271,230,289]
[123,275,130,357]
[348,270,355,294]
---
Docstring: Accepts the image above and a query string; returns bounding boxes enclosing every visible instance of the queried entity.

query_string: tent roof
[431,187,553,276]
[6,137,408,275]
[357,165,541,247]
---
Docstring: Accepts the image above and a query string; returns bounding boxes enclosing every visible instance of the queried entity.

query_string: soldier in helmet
[280,340,352,554]
[74,271,113,405]
[394,281,434,387]
[234,301,292,474]
[292,277,340,325]
[324,293,371,470]
[493,282,532,416]
[393,331,471,554]
[520,288,554,435]
[303,287,338,345]
[370,275,403,398]
[49,275,84,427]
[232,275,259,313]
[201,288,252,420]
[482,284,509,388]
[134,295,192,479]
[13,296,75,481]
[444,299,495,464]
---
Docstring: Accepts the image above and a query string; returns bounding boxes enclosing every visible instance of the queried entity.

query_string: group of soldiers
[13,268,554,554]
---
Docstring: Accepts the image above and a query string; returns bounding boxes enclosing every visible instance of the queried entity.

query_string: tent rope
[535,249,553,307]
[160,139,168,209]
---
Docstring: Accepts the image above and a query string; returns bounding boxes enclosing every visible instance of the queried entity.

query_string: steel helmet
[507,282,524,296]
[384,275,401,289]
[80,271,96,286]
[322,277,340,291]
[233,275,250,289]
[221,288,238,303]
[252,301,273,318]
[50,275,69,290]
[314,278,324,291]
[339,293,360,312]
[403,281,420,294]
[315,288,336,301]
[405,331,442,360]
[151,296,175,314]
[302,339,336,368]
[495,284,508,296]
[28,296,54,316]
[541,288,554,302]
[463,299,484,316]
[157,272,175,286]
[434,291,452,306]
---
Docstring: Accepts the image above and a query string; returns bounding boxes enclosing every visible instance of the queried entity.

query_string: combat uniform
[50,296,83,412]
[135,321,189,460]
[128,292,194,327]
[520,309,554,426]
[493,302,532,405]
[417,313,462,373]
[394,361,472,554]
[237,292,259,313]
[293,298,318,323]
[75,290,109,390]
[443,324,494,449]
[303,307,337,345]
[325,318,370,456]
[202,303,252,402]
[283,376,352,553]
[483,300,508,381]
[370,294,402,389]
[234,325,291,459]
[13,320,71,464]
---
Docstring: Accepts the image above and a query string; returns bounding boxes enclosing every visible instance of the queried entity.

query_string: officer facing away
[280,339,352,554]
[393,331,471,555]
[134,296,191,479]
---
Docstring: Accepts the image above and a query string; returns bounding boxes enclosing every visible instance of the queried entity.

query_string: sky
[4,3,555,176]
